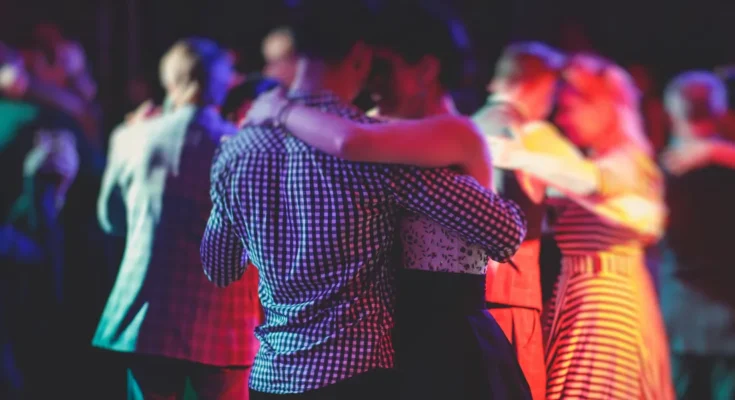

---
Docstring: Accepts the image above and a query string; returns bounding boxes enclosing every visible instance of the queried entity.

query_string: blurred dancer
[262,27,298,88]
[93,38,260,399]
[493,54,674,399]
[25,21,97,102]
[1,128,78,399]
[660,71,735,400]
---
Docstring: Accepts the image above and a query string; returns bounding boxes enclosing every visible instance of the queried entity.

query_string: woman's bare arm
[244,88,492,186]
[282,105,492,186]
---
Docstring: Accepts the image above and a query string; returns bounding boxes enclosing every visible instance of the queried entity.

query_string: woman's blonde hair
[562,53,654,155]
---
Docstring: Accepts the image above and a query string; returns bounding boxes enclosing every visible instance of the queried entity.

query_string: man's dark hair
[221,75,281,119]
[370,0,475,91]
[286,0,378,63]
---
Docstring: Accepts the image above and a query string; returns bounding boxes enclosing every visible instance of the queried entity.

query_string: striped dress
[543,146,674,400]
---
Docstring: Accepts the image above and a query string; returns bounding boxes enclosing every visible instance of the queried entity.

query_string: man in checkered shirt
[201,2,527,398]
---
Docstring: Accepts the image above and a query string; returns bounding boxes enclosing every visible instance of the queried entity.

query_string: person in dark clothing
[660,70,735,400]
[1,128,79,400]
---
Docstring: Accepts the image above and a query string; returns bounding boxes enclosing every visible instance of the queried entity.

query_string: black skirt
[394,269,532,400]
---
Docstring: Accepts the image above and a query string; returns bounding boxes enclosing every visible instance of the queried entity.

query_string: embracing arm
[279,105,492,187]
[383,165,526,261]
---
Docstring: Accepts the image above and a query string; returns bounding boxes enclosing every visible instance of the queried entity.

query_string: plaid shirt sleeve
[201,149,248,287]
[383,166,527,262]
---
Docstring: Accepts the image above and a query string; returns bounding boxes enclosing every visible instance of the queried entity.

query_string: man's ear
[416,54,440,86]
[347,41,373,77]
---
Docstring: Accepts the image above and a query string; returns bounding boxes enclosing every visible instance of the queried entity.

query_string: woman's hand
[487,135,526,170]
[243,86,289,125]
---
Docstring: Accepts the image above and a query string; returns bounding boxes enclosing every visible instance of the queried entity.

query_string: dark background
[1,0,731,397]
[3,0,735,128]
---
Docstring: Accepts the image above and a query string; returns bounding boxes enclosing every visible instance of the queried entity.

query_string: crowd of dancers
[4,0,735,399]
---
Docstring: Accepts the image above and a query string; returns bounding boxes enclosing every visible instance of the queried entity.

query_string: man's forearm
[388,167,527,262]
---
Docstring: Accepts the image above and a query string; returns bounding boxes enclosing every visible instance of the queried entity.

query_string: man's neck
[289,58,351,101]
[387,85,455,120]
[421,93,457,118]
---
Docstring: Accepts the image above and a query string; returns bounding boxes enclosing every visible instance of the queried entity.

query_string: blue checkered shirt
[201,91,527,394]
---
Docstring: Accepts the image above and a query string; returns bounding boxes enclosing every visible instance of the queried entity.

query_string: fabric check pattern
[201,91,527,394]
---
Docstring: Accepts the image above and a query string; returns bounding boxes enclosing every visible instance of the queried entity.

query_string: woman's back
[400,214,488,275]
[394,213,531,400]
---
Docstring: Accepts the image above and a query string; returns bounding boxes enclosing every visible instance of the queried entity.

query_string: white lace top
[399,213,489,275]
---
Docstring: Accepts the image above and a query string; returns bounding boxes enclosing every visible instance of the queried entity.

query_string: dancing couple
[201,0,532,399]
